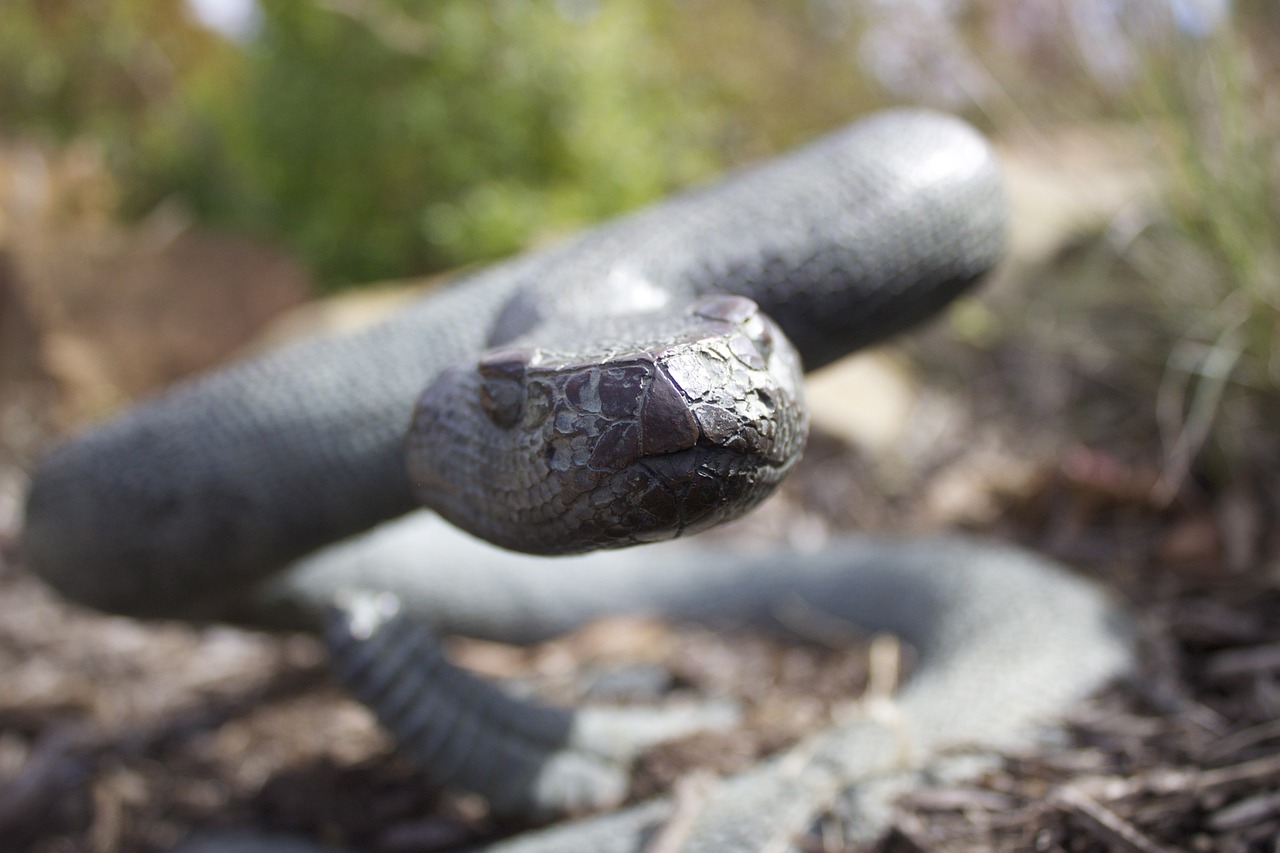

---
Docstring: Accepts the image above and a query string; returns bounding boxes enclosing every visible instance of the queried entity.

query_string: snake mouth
[609,369,804,543]
[609,441,794,546]
[553,365,809,551]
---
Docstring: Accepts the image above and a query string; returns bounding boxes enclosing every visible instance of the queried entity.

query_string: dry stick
[1207,789,1280,832]
[877,753,1280,852]
[1025,753,1280,851]
[1203,642,1280,681]
[1062,752,1280,804]
[642,772,720,853]
[1154,325,1243,504]
[1204,719,1280,762]
[1194,753,1280,791]
[1054,786,1181,853]
[0,660,330,841]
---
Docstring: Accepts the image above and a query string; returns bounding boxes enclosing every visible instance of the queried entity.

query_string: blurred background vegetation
[0,0,898,287]
[3,0,1264,289]
[2,0,1279,483]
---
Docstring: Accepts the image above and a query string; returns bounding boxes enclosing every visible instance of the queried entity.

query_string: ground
[2,128,1280,852]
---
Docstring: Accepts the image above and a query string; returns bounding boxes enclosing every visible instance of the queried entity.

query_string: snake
[18,110,1134,851]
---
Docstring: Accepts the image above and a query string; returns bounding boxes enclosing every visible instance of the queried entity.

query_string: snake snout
[407,299,808,555]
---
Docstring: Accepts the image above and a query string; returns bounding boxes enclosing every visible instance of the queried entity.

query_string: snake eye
[478,347,533,428]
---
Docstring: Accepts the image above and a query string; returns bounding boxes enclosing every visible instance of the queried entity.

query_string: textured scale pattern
[326,591,602,818]
[407,295,807,552]
[235,517,1132,851]
[326,588,739,819]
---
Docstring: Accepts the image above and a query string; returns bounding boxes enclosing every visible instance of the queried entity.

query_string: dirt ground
[3,130,1280,852]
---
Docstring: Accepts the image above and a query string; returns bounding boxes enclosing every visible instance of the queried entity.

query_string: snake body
[19,111,1134,850]
[247,513,1131,850]
[22,109,1003,614]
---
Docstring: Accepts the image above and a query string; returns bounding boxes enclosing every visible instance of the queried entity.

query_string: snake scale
[20,111,1133,851]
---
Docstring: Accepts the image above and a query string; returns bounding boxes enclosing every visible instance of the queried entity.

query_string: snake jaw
[407,298,807,555]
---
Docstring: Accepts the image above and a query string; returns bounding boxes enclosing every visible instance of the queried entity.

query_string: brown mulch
[5,263,1280,852]
[3,417,1280,852]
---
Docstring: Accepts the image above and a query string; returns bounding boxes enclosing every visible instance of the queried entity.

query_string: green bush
[176,1,735,288]
[0,1,889,289]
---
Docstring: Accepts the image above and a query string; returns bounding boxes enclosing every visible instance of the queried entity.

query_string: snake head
[406,295,808,555]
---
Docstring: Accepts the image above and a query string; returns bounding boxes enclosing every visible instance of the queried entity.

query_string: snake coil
[21,111,1133,851]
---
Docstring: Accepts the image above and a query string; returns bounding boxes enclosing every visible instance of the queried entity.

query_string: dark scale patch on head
[598,450,761,545]
[589,422,640,470]
[639,367,700,456]
[631,477,678,527]
[679,468,731,522]
[563,369,602,413]
[598,363,650,419]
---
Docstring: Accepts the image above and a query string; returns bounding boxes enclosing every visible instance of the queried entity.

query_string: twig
[642,771,719,853]
[1154,324,1243,503]
[1054,785,1181,853]
[1203,643,1280,681]
[1207,789,1280,831]
[1205,720,1280,762]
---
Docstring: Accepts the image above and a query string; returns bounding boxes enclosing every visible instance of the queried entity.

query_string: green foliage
[205,0,884,288]
[0,1,888,289]
[1143,22,1280,359]
[0,1,234,193]
[182,1,738,288]
[1133,17,1280,482]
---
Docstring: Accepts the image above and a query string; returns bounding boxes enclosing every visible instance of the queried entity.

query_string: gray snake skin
[19,111,1134,851]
